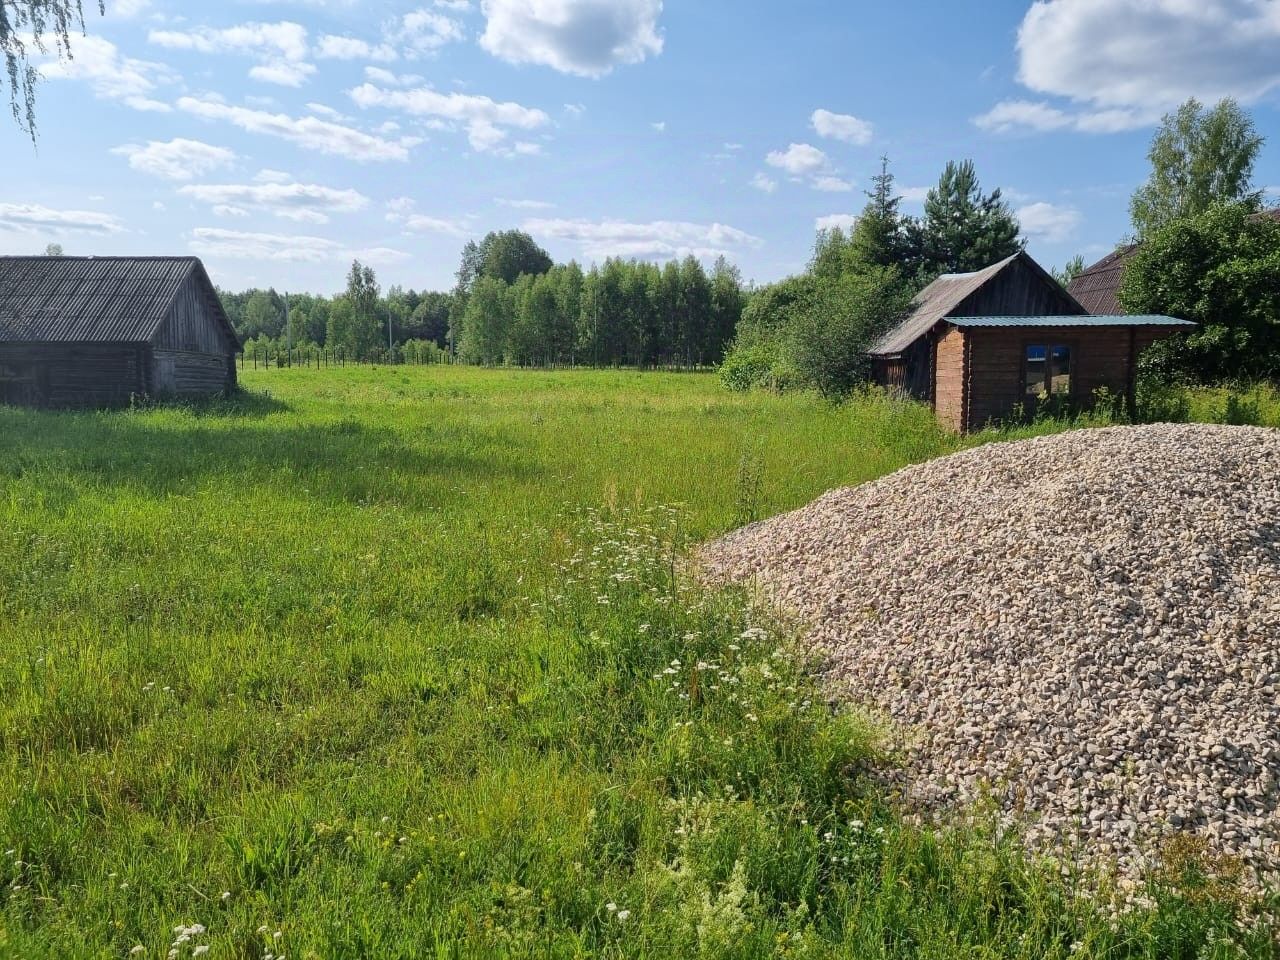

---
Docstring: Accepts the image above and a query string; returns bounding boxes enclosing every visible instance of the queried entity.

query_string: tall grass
[0,367,1272,958]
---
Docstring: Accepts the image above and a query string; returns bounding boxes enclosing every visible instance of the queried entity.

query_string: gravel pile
[701,424,1280,883]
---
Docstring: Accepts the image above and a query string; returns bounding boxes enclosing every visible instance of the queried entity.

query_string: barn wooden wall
[151,349,235,396]
[153,275,237,355]
[0,344,146,408]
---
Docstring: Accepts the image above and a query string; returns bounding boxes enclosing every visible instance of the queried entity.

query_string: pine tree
[848,156,905,272]
[906,160,1023,283]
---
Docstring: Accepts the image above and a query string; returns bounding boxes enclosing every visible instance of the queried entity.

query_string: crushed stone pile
[701,424,1280,883]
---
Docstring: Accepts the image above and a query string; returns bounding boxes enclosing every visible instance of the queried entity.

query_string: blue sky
[4,0,1279,294]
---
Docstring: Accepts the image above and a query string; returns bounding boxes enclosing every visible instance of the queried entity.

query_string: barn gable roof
[870,251,1086,357]
[0,256,239,348]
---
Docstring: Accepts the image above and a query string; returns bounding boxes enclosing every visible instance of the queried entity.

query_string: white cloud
[974,98,1151,134]
[899,186,930,204]
[307,102,352,122]
[651,121,666,133]
[497,198,555,209]
[435,0,473,10]
[811,109,873,145]
[364,67,423,87]
[189,228,409,266]
[109,0,151,18]
[765,143,830,177]
[524,218,762,261]
[563,102,586,116]
[190,227,343,262]
[348,83,550,153]
[316,35,398,61]
[384,198,473,235]
[815,214,858,232]
[0,202,125,235]
[402,215,473,236]
[750,172,777,194]
[149,21,315,87]
[479,0,663,77]
[179,181,370,224]
[177,96,416,162]
[977,0,1280,134]
[812,176,854,193]
[392,8,466,56]
[111,138,236,181]
[255,169,292,184]
[38,35,174,112]
[1017,201,1083,243]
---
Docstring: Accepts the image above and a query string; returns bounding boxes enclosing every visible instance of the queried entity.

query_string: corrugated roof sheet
[869,253,1022,356]
[1066,244,1140,316]
[0,256,234,345]
[950,314,1194,328]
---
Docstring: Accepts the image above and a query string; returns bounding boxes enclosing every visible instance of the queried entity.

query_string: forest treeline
[222,231,745,368]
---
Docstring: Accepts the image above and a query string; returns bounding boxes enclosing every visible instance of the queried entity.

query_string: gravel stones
[700,424,1280,883]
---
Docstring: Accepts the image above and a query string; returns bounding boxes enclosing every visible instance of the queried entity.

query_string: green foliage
[1054,255,1086,287]
[458,275,511,365]
[1121,204,1280,382]
[457,230,554,292]
[407,292,452,347]
[723,256,909,398]
[3,0,101,137]
[905,159,1023,283]
[849,157,907,271]
[788,267,911,398]
[1130,98,1265,238]
[0,368,1269,956]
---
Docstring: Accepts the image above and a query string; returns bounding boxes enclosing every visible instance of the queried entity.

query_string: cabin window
[1024,344,1072,398]
[1050,345,1072,395]
[1024,346,1047,397]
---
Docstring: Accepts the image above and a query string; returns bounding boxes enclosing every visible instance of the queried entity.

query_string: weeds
[0,367,1271,958]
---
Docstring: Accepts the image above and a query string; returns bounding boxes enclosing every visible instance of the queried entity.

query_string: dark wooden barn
[0,256,240,408]
[870,251,1193,432]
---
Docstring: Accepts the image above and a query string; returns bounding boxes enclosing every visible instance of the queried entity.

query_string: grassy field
[0,367,1273,959]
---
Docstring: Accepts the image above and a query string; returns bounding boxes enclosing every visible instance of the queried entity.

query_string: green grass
[0,367,1273,959]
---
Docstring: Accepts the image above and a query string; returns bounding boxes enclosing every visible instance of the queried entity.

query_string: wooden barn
[0,256,240,408]
[870,251,1193,432]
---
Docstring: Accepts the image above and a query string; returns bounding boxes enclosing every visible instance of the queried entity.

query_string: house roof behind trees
[1067,245,1141,316]
[1068,208,1280,316]
[0,256,237,346]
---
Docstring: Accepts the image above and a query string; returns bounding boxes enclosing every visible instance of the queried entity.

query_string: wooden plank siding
[151,349,236,396]
[0,343,146,408]
[154,274,239,355]
[959,325,1182,431]
[951,257,1085,319]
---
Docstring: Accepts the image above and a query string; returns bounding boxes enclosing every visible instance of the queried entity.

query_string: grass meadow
[0,366,1274,959]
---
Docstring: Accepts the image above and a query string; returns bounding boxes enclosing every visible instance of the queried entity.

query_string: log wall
[0,344,146,408]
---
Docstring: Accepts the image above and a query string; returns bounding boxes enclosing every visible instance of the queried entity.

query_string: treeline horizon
[219,230,746,368]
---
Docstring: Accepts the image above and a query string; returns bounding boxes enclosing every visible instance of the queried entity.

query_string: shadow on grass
[0,402,539,513]
[132,388,293,419]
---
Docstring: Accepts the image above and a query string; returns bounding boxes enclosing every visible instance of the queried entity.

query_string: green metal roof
[948,314,1194,328]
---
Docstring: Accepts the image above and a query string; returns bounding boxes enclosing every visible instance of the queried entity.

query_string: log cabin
[870,251,1194,432]
[0,256,240,408]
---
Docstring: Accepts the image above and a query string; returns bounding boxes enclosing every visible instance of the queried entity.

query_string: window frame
[1021,338,1077,403]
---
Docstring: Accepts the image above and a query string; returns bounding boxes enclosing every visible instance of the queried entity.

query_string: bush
[1121,204,1280,382]
[722,268,909,399]
[719,342,785,392]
